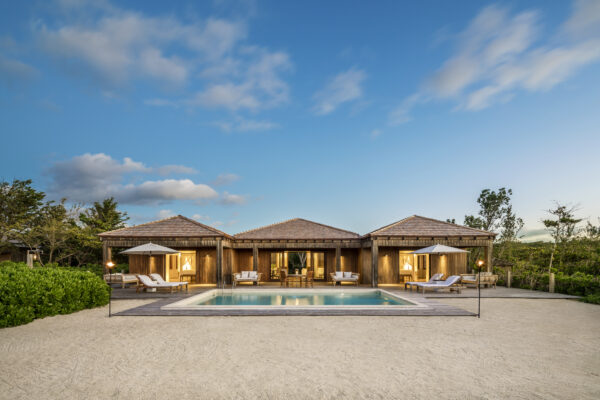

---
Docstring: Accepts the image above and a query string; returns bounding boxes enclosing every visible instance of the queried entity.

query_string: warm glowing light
[476,259,485,268]
[106,261,115,268]
[403,262,413,271]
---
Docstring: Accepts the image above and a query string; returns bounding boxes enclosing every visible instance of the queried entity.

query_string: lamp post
[106,261,115,317]
[475,259,485,318]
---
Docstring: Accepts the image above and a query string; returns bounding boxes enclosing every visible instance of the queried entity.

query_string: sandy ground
[0,298,599,400]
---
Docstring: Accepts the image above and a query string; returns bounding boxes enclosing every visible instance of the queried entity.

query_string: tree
[0,179,45,252]
[464,188,514,233]
[584,219,600,239]
[79,197,128,232]
[446,218,456,224]
[543,203,582,272]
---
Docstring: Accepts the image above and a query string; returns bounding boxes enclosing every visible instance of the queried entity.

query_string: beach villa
[99,215,495,287]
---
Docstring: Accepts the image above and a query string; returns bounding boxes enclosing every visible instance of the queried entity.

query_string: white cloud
[119,179,217,204]
[189,48,292,111]
[213,116,278,133]
[35,1,292,112]
[211,173,240,186]
[155,165,197,176]
[313,68,366,115]
[156,209,175,219]
[219,191,247,205]
[390,0,600,124]
[0,56,38,85]
[192,214,210,221]
[46,153,214,205]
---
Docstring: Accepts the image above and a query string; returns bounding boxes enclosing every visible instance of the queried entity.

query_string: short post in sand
[106,261,115,317]
[475,259,485,318]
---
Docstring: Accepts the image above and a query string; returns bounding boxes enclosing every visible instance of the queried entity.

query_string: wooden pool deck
[109,283,579,317]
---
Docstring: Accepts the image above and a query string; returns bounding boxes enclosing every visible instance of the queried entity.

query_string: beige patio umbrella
[409,244,469,255]
[120,242,179,256]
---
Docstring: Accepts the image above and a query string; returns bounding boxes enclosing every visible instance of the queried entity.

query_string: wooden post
[549,272,555,293]
[507,269,512,288]
[216,239,223,287]
[102,242,112,274]
[335,247,341,272]
[484,242,493,273]
[252,245,258,272]
[371,239,378,288]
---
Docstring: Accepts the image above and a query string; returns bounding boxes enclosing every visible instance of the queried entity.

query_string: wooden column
[371,239,379,288]
[102,242,112,274]
[485,242,493,272]
[252,245,258,271]
[335,247,341,272]
[216,239,223,286]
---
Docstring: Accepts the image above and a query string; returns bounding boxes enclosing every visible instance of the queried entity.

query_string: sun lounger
[136,274,178,293]
[233,271,262,288]
[414,275,462,294]
[150,273,188,292]
[330,271,360,286]
[405,273,444,291]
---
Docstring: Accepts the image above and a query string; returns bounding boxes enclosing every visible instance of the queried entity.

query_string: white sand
[0,298,599,399]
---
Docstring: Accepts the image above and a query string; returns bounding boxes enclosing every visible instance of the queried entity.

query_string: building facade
[99,215,495,287]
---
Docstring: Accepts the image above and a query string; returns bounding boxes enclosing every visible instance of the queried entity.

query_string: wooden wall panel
[326,250,336,280]
[196,249,216,284]
[340,249,358,273]
[258,250,270,282]
[236,250,253,273]
[430,253,467,277]
[358,248,371,284]
[377,248,399,284]
[128,255,148,275]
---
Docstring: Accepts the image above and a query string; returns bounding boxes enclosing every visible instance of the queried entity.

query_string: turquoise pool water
[194,290,413,306]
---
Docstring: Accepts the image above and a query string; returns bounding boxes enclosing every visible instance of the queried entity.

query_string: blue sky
[1,0,599,239]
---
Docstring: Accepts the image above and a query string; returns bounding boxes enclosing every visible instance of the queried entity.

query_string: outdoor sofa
[405,273,444,291]
[233,271,262,288]
[413,275,462,294]
[460,272,498,288]
[150,273,188,292]
[104,273,139,288]
[330,271,360,286]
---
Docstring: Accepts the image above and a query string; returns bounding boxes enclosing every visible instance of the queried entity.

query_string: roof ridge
[99,215,181,236]
[175,215,233,238]
[99,215,232,238]
[367,215,495,236]
[366,215,416,236]
[234,217,360,238]
[412,215,495,235]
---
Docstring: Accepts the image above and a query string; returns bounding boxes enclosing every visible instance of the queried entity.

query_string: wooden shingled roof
[234,218,361,240]
[98,215,231,239]
[366,215,495,238]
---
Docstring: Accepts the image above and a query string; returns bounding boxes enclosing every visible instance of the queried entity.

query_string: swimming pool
[162,289,424,311]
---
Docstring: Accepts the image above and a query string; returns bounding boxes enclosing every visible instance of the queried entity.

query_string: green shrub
[0,261,110,328]
[581,293,600,305]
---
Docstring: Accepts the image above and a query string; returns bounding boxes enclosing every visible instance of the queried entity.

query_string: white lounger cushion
[149,273,187,286]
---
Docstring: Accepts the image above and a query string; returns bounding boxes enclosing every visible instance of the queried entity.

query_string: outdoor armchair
[103,273,139,288]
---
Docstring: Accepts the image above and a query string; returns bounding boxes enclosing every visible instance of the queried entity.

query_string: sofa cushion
[248,271,257,279]
[241,271,249,278]
[335,271,343,278]
[343,271,352,278]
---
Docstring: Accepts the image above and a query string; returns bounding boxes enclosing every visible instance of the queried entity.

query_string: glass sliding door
[312,252,325,280]
[270,252,283,280]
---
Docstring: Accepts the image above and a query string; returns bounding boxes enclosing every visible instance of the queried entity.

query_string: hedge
[0,261,110,328]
